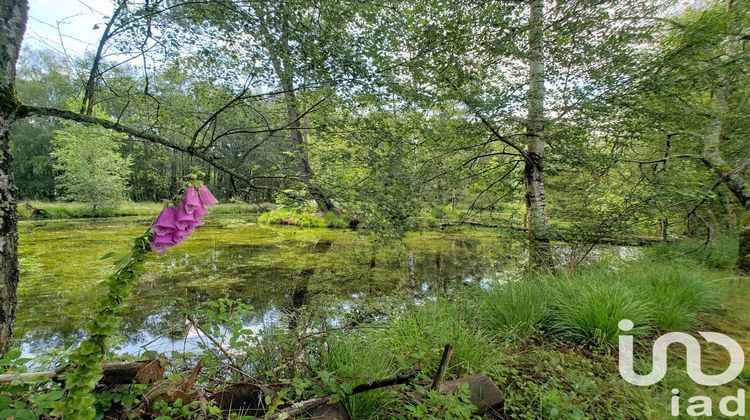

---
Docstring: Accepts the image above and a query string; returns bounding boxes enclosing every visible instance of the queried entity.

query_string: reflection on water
[17,215,634,357]
[17,216,524,356]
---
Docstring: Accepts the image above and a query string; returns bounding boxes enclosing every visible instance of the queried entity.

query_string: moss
[257,208,348,228]
[0,83,21,116]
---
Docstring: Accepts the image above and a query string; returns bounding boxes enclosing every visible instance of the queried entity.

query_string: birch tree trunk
[0,0,27,354]
[524,0,552,268]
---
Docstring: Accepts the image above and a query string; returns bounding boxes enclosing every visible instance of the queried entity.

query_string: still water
[18,215,529,357]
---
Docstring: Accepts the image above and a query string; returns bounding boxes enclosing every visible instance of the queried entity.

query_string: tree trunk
[80,2,125,116]
[257,7,335,213]
[0,0,27,355]
[700,107,750,271]
[659,218,669,241]
[739,210,750,272]
[281,88,335,213]
[524,0,552,269]
[698,5,750,272]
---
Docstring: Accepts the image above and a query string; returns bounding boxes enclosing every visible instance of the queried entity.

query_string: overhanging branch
[17,104,274,189]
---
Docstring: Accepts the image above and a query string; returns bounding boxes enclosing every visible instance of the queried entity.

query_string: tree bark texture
[524,0,552,269]
[0,0,27,355]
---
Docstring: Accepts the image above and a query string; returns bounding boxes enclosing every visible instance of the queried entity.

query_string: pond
[17,214,532,357]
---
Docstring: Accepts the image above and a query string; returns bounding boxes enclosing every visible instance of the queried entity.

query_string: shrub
[322,211,348,228]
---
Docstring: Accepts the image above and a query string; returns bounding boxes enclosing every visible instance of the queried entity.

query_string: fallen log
[439,222,664,247]
[0,359,164,385]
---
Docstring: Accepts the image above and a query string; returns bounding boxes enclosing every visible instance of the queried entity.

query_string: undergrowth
[1,237,746,418]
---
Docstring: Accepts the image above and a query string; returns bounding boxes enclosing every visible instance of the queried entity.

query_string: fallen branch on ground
[266,365,420,419]
[0,359,164,385]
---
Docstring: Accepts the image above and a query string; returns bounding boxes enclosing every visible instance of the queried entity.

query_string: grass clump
[480,276,551,339]
[621,261,722,331]
[323,335,401,418]
[378,298,505,377]
[258,208,348,228]
[478,255,725,347]
[481,256,726,346]
[549,278,654,346]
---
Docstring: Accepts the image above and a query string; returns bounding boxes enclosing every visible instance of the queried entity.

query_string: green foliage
[478,252,727,346]
[323,336,401,417]
[258,208,326,227]
[376,298,506,378]
[52,233,150,418]
[94,384,147,415]
[153,398,221,419]
[502,345,657,419]
[739,367,750,386]
[51,116,132,215]
[10,120,56,200]
[402,384,477,419]
[649,236,739,271]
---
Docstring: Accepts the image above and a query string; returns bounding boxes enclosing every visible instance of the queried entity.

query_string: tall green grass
[649,235,738,270]
[479,257,725,345]
[480,276,550,338]
[323,336,401,418]
[323,297,510,418]
[274,239,733,418]
[377,298,504,376]
[549,279,653,346]
[621,262,722,331]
